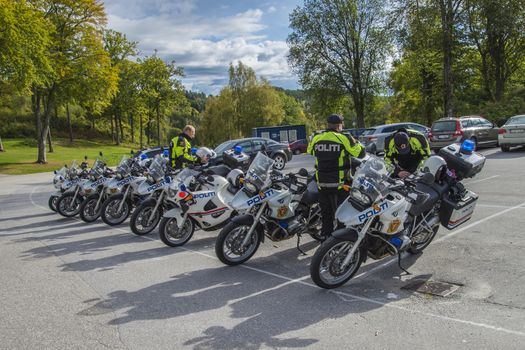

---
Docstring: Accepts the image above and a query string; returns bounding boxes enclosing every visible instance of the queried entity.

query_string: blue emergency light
[191,147,197,155]
[234,146,243,154]
[163,149,169,157]
[460,140,475,154]
[140,153,148,160]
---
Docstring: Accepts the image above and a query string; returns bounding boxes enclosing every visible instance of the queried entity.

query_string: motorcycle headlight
[147,174,155,184]
[244,181,258,194]
[84,188,93,194]
[109,187,118,194]
[350,188,371,206]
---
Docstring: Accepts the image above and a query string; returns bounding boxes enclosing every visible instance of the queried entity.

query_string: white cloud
[267,6,277,13]
[105,2,297,93]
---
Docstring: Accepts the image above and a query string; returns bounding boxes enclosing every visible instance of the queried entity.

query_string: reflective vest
[170,134,198,169]
[384,129,431,173]
[307,130,364,189]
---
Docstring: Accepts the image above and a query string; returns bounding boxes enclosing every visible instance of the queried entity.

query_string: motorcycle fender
[141,198,157,207]
[163,208,185,228]
[51,190,62,197]
[331,228,367,262]
[231,214,254,226]
[231,215,265,243]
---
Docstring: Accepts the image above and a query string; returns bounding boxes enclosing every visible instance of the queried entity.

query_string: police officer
[169,125,205,169]
[307,114,364,239]
[384,128,431,178]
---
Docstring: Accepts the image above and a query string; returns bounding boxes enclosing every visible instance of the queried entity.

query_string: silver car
[358,122,430,153]
[499,115,525,152]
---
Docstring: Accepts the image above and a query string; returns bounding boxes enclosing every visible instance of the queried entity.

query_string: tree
[465,0,525,102]
[29,0,109,163]
[288,0,393,127]
[438,0,464,118]
[139,55,186,147]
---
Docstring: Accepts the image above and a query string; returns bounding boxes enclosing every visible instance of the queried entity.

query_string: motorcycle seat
[206,165,231,177]
[300,180,319,205]
[409,183,440,216]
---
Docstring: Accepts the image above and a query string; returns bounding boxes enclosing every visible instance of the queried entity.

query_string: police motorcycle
[158,148,248,247]
[77,155,116,222]
[49,159,89,212]
[214,152,323,266]
[99,154,149,226]
[55,158,98,217]
[309,140,485,289]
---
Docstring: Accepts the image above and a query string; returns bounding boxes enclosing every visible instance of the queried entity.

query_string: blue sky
[104,0,303,94]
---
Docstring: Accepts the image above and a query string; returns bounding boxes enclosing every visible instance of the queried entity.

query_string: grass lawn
[0,138,144,175]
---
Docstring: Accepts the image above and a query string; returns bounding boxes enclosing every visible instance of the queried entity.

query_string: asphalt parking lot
[1,147,525,349]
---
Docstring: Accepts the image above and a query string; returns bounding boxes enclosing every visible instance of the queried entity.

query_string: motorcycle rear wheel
[215,222,261,266]
[310,236,363,289]
[408,225,439,254]
[48,195,58,212]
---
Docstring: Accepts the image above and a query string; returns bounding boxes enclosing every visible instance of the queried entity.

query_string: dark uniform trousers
[319,189,347,237]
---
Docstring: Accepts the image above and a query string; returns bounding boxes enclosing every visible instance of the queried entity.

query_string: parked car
[210,137,293,170]
[289,139,308,155]
[342,128,368,138]
[429,116,498,152]
[359,122,430,153]
[134,146,169,160]
[498,115,525,152]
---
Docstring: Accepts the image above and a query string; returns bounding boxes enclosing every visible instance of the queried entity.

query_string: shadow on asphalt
[0,211,55,223]
[484,146,525,159]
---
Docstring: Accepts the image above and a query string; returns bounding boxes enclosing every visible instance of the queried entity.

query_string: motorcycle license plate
[438,135,449,139]
[510,129,524,133]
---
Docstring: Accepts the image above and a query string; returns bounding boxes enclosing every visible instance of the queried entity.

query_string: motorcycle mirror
[84,155,88,160]
[130,150,134,155]
[99,151,103,157]
[365,143,377,155]
[207,175,214,182]
[297,168,309,177]
[53,170,57,174]
[421,172,435,185]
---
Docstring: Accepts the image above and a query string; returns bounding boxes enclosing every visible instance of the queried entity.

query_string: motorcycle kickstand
[296,234,306,256]
[397,251,411,276]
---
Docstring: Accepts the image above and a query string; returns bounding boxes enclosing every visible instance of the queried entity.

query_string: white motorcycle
[78,159,115,222]
[158,166,243,247]
[214,152,322,266]
[100,156,148,226]
[310,141,485,289]
[49,160,88,212]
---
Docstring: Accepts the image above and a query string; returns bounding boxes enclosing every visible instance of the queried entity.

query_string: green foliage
[0,0,52,94]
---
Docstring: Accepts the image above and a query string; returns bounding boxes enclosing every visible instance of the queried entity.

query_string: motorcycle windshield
[148,155,166,181]
[57,166,68,177]
[117,156,131,176]
[177,168,200,183]
[90,159,104,177]
[352,156,391,202]
[245,152,275,191]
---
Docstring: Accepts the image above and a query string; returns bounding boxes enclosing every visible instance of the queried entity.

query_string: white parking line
[465,175,500,185]
[26,187,525,338]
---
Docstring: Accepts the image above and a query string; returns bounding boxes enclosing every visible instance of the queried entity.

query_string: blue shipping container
[252,125,306,143]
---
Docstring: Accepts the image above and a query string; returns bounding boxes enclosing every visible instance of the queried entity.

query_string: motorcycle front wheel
[56,192,82,217]
[159,216,195,247]
[215,222,261,266]
[130,201,161,235]
[101,194,131,226]
[48,195,59,212]
[79,194,102,222]
[310,236,363,289]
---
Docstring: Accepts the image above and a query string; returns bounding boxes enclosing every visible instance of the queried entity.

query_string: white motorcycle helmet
[421,156,448,182]
[196,147,217,160]
[226,168,244,187]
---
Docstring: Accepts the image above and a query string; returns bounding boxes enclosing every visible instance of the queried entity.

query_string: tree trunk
[139,115,143,149]
[66,103,73,144]
[352,91,366,128]
[119,111,124,141]
[47,128,54,153]
[32,87,46,163]
[130,113,135,144]
[146,118,150,146]
[440,0,456,119]
[156,105,161,147]
[0,136,4,152]
[110,113,115,142]
[115,111,120,145]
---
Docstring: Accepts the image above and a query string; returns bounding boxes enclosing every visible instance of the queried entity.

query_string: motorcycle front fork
[241,203,267,248]
[71,187,80,208]
[148,191,164,222]
[116,186,130,213]
[341,218,373,268]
